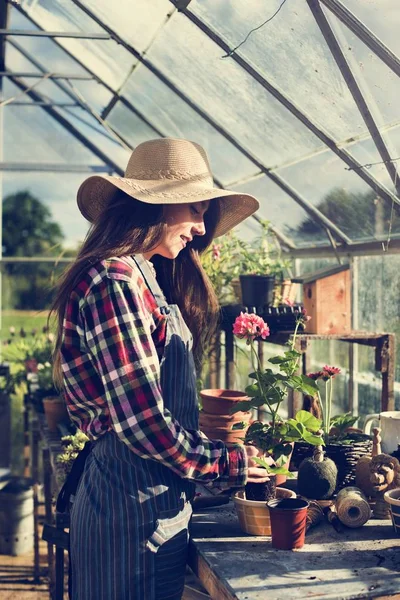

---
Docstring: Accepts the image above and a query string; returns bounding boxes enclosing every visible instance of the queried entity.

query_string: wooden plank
[189,503,400,600]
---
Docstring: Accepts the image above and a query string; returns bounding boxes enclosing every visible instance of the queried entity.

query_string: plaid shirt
[61,257,248,487]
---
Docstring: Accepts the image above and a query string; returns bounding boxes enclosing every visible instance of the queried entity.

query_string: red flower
[307,371,324,381]
[233,312,270,342]
[321,365,341,380]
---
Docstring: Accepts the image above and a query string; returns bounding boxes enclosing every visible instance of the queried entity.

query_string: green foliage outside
[2,191,77,311]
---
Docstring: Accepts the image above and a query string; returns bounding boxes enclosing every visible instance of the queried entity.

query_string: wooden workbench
[189,503,400,600]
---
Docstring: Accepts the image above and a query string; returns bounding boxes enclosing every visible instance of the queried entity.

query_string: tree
[2,191,64,258]
[294,188,400,240]
[2,191,66,310]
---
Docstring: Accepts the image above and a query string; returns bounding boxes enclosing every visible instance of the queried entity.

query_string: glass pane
[357,254,400,410]
[103,102,165,149]
[325,9,400,131]
[342,0,400,57]
[56,107,132,172]
[3,78,35,103]
[192,0,368,141]
[344,131,399,194]
[276,149,400,241]
[18,0,136,89]
[4,103,104,164]
[81,0,171,53]
[234,175,328,247]
[143,14,326,169]
[2,171,91,250]
[5,22,114,112]
[113,68,257,185]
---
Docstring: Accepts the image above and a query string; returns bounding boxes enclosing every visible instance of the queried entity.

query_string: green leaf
[302,431,325,446]
[293,410,322,432]
[230,400,252,414]
[232,421,247,431]
[300,375,320,391]
[268,355,292,365]
[245,383,259,397]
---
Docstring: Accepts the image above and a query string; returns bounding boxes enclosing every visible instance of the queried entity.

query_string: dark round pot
[239,275,276,309]
[290,433,373,491]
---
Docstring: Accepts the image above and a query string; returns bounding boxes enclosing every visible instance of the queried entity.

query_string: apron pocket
[146,501,192,554]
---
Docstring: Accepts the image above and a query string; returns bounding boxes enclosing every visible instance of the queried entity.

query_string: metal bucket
[0,477,34,555]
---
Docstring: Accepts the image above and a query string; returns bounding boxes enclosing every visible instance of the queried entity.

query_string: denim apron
[69,255,199,600]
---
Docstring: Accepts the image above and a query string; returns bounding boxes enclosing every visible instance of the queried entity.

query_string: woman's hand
[245,445,270,484]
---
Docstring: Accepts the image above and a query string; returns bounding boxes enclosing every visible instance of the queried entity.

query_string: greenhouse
[1,0,400,598]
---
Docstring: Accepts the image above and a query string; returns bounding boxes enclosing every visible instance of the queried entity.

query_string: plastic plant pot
[267,497,309,550]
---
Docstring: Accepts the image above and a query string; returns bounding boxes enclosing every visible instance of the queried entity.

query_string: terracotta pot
[384,488,400,536]
[199,410,251,429]
[42,396,69,433]
[275,444,294,486]
[267,497,309,550]
[201,425,248,445]
[199,389,249,415]
[234,487,296,536]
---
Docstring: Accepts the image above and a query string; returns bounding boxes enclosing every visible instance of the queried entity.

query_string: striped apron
[69,255,199,600]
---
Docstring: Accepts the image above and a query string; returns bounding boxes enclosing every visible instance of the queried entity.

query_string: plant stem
[328,377,333,440]
[325,379,329,443]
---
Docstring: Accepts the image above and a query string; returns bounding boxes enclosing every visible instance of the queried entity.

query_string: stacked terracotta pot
[199,389,251,445]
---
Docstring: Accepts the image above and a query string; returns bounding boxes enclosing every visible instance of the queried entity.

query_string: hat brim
[77,175,259,238]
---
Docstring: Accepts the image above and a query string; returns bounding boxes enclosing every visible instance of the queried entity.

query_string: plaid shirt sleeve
[80,274,248,487]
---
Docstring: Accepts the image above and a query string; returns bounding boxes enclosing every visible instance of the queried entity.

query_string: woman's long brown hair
[50,191,220,388]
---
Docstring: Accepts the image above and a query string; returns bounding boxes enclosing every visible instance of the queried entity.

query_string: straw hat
[77,138,259,238]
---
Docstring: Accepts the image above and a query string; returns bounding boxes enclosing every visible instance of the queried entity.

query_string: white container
[0,477,34,556]
[364,411,400,455]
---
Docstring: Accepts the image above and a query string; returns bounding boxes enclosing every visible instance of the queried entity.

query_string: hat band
[125,168,212,183]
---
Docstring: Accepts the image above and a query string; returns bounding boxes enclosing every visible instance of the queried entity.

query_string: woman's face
[146,201,210,259]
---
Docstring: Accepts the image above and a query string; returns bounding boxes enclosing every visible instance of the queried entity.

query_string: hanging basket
[290,433,373,491]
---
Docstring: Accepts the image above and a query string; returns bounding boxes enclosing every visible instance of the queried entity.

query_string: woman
[51,138,267,600]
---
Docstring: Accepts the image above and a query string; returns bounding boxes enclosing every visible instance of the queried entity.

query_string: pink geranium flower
[211,244,222,260]
[233,312,270,342]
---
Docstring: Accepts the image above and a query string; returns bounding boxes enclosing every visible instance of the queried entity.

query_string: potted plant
[228,309,322,535]
[239,220,293,309]
[201,230,248,307]
[56,430,90,486]
[37,362,69,432]
[291,367,373,490]
[229,310,322,479]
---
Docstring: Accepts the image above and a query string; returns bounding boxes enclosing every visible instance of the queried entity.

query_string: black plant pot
[245,476,276,502]
[239,275,276,309]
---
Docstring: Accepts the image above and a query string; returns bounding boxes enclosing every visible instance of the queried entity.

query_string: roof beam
[10,101,78,106]
[320,0,400,79]
[11,5,167,142]
[65,0,352,244]
[0,162,110,173]
[290,237,400,258]
[7,73,123,176]
[0,70,94,80]
[174,1,400,209]
[307,0,400,196]
[0,29,110,39]
[7,38,128,148]
[0,0,8,84]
